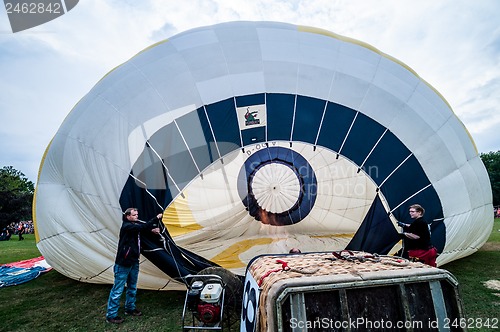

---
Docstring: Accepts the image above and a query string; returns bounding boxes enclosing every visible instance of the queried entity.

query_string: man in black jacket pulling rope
[105,208,161,324]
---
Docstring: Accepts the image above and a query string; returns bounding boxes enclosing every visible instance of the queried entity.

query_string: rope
[257,259,322,286]
[328,251,410,266]
[381,256,410,267]
[257,259,290,286]
[289,266,320,274]
[258,260,288,286]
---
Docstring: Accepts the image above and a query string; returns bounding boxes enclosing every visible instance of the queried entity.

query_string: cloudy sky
[1,0,499,183]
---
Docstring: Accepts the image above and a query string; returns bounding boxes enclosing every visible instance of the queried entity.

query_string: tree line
[0,166,34,230]
[480,151,500,207]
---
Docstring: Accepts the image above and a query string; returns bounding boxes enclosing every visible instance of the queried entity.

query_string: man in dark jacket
[105,208,162,324]
[398,204,437,267]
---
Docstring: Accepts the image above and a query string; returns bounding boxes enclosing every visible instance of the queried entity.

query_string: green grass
[1,220,499,332]
[444,218,500,327]
[0,234,41,263]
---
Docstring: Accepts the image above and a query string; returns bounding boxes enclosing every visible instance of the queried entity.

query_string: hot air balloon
[34,21,493,290]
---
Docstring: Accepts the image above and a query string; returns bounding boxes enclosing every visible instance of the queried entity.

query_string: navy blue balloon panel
[292,95,326,144]
[362,130,412,185]
[316,102,357,153]
[204,98,242,157]
[266,93,295,141]
[340,113,386,166]
[346,194,401,254]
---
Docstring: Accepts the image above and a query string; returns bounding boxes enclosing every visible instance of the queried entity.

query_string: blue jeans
[106,262,139,319]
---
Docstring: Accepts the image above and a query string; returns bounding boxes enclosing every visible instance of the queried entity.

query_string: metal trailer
[240,251,466,332]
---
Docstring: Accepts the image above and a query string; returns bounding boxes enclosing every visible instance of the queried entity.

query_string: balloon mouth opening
[238,147,317,226]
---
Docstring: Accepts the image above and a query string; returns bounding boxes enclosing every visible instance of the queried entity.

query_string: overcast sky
[1,0,499,183]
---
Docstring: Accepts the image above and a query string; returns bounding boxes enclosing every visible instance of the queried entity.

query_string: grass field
[0,219,499,332]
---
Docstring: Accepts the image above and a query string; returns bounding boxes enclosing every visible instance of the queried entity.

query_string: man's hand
[156,213,163,219]
[151,227,160,235]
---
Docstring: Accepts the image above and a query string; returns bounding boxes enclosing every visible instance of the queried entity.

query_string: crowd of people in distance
[0,221,34,241]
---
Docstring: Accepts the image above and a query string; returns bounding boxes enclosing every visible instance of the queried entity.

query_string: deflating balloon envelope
[34,21,493,290]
